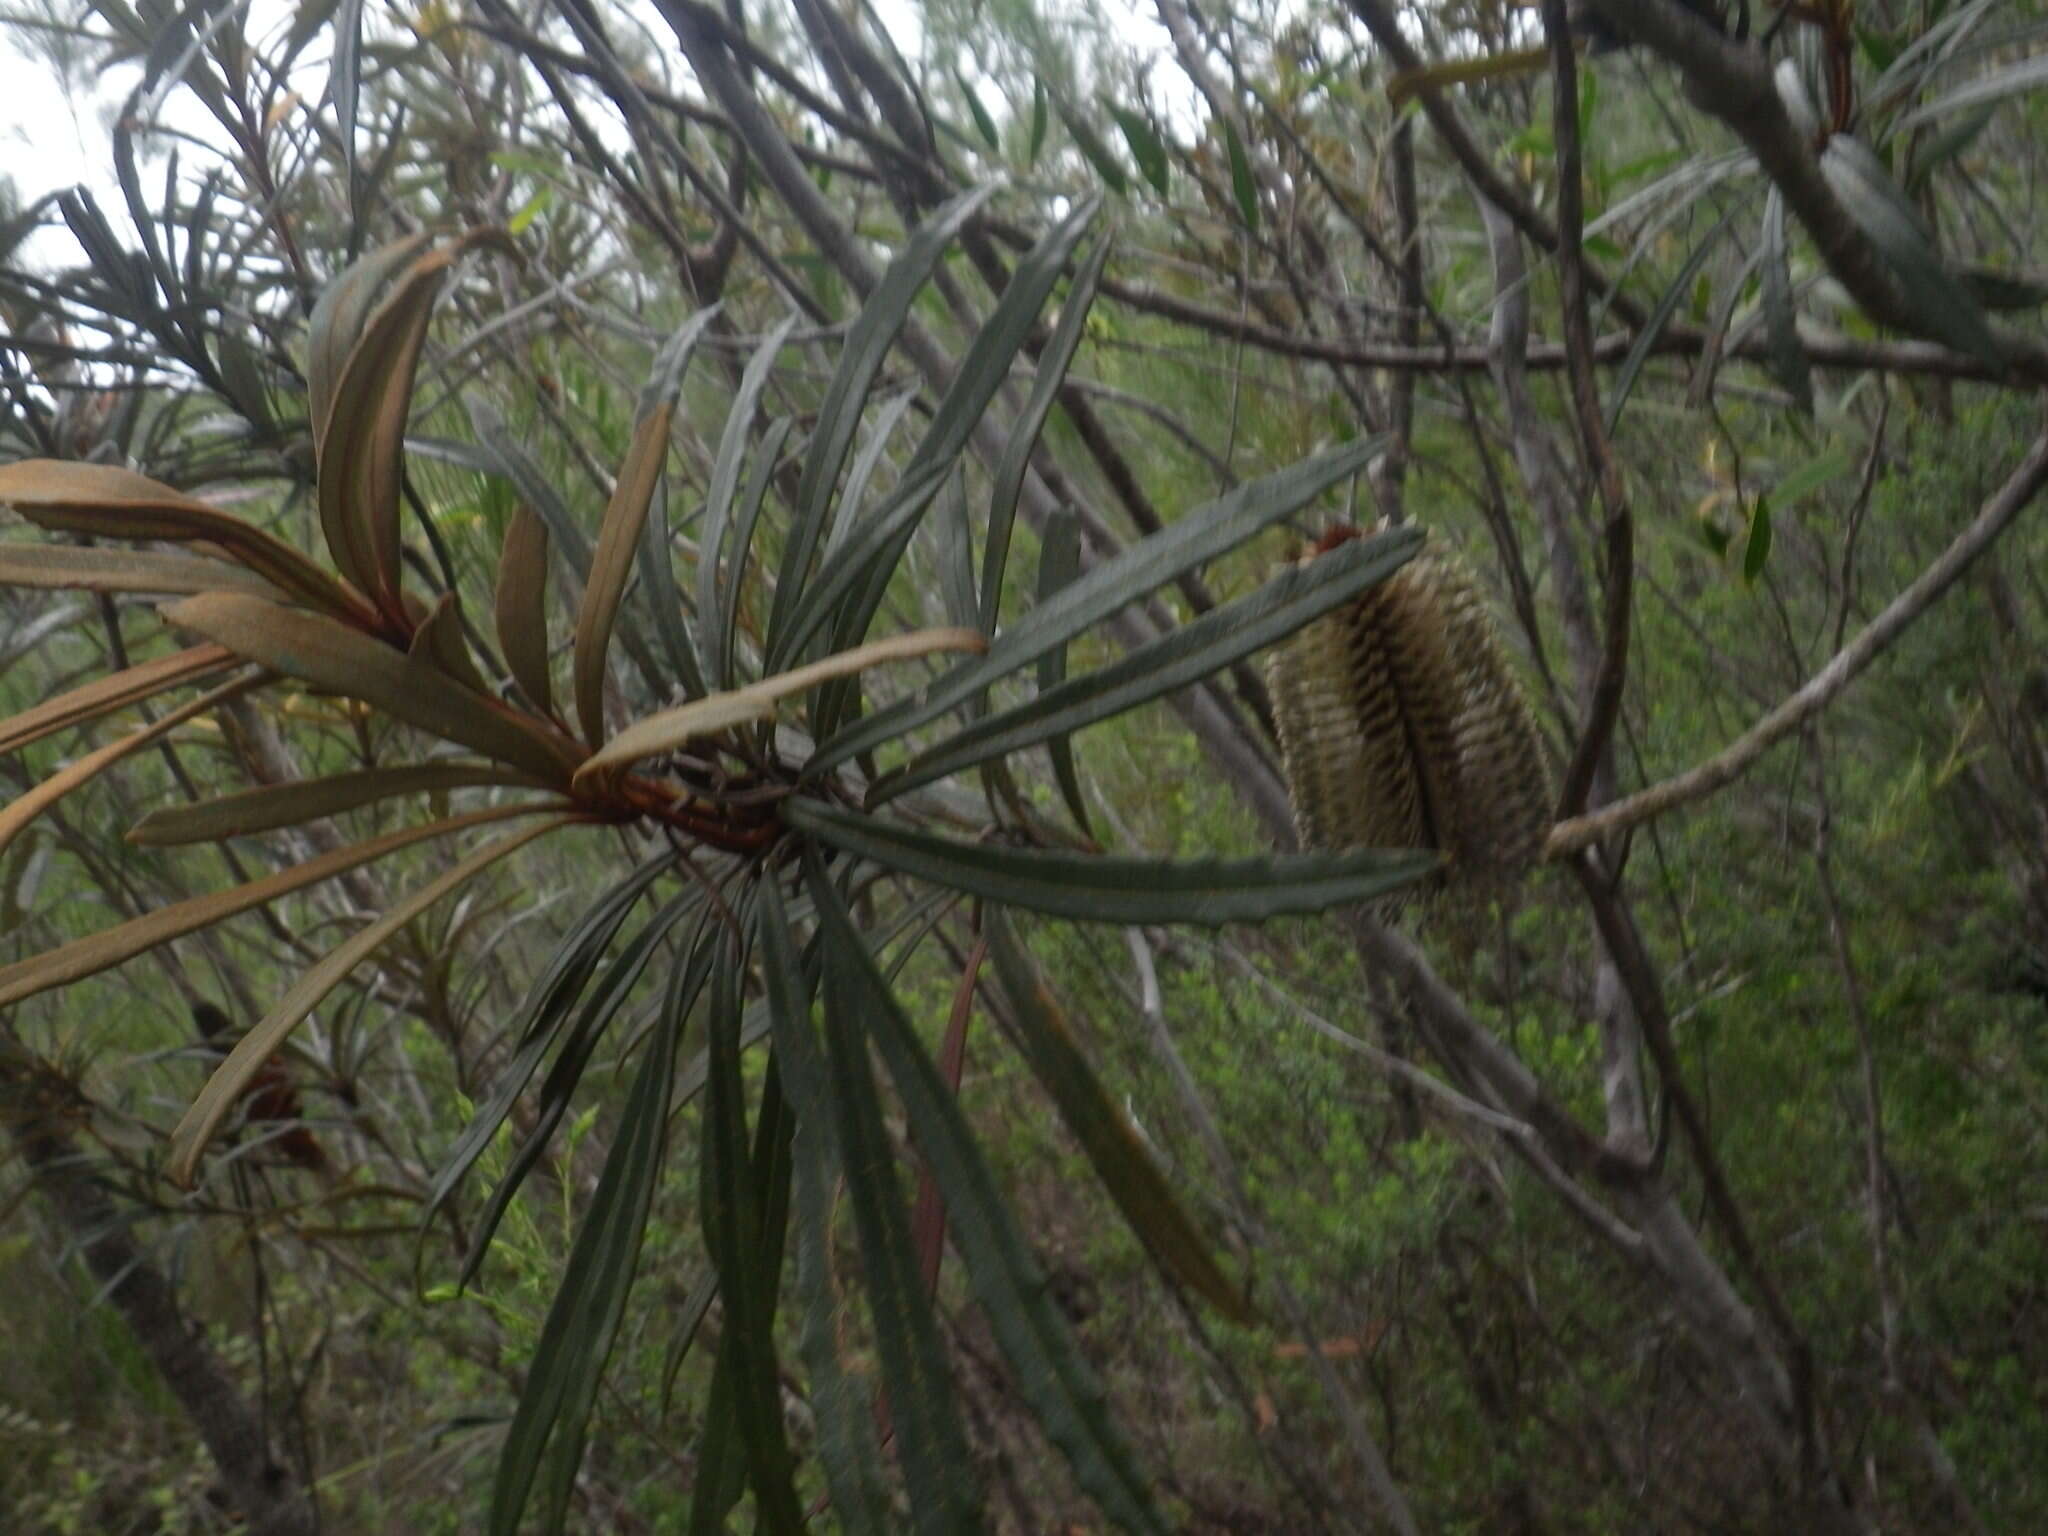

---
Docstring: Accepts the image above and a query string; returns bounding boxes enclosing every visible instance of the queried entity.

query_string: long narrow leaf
[701,314,798,690]
[805,853,985,1533]
[0,804,548,1013]
[810,867,1165,1533]
[810,431,1387,775]
[767,183,999,661]
[981,235,1111,629]
[1819,134,2002,365]
[985,914,1250,1320]
[166,592,583,784]
[495,505,555,715]
[129,762,542,846]
[1604,199,1748,435]
[318,231,513,614]
[168,815,578,1185]
[0,643,236,757]
[762,878,891,1535]
[0,543,279,596]
[487,932,692,1536]
[0,674,262,863]
[1759,190,1813,413]
[462,899,708,1292]
[881,523,1422,803]
[425,851,679,1223]
[787,799,1437,924]
[783,196,1104,672]
[306,231,433,439]
[573,308,723,746]
[0,459,371,621]
[574,627,986,786]
[1033,508,1092,835]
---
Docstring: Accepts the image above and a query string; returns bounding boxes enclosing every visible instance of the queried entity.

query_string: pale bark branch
[1549,422,2048,856]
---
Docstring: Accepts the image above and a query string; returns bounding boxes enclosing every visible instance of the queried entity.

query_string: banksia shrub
[1268,526,1551,897]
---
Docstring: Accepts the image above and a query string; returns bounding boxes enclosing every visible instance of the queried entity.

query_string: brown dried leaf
[408,590,492,695]
[573,403,673,749]
[315,230,513,616]
[0,643,237,756]
[573,626,987,787]
[0,674,262,862]
[166,813,579,1186]
[0,543,280,596]
[0,459,369,621]
[165,592,582,785]
[494,504,553,715]
[0,803,552,1013]
[129,761,542,846]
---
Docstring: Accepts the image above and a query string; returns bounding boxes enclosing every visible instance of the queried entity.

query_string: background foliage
[2,0,2046,1531]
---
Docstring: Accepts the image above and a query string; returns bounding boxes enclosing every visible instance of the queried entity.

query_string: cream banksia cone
[1267,525,1551,901]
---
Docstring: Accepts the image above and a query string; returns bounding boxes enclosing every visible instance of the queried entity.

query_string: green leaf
[804,853,985,1533]
[1032,508,1093,837]
[1819,134,2001,366]
[1223,118,1259,233]
[488,931,692,1536]
[1054,99,1129,195]
[982,234,1112,629]
[785,799,1437,924]
[985,915,1250,1320]
[1896,50,2048,130]
[935,469,979,633]
[811,431,1387,777]
[809,866,1167,1534]
[755,877,893,1535]
[1906,103,1997,192]
[458,898,705,1293]
[1605,198,1748,436]
[957,72,1000,150]
[1957,263,2048,312]
[1759,190,1813,414]
[768,184,999,662]
[424,853,678,1229]
[1744,496,1773,585]
[879,523,1421,804]
[1110,105,1170,196]
[701,314,798,690]
[1773,449,1854,506]
[696,938,805,1531]
[782,195,1104,676]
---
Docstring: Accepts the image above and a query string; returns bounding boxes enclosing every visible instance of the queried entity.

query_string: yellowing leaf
[166,813,579,1186]
[574,626,987,788]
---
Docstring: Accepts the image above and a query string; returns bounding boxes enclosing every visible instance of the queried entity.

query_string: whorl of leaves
[1268,527,1551,897]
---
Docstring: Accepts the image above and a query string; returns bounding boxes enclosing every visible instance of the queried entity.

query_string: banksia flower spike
[1268,525,1551,904]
